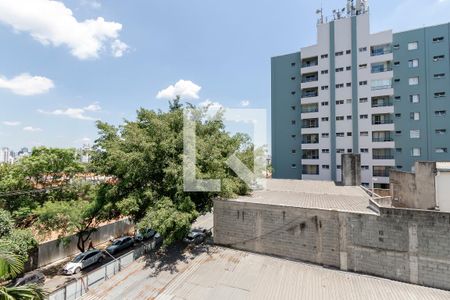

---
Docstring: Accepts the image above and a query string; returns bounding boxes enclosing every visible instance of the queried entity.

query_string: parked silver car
[135,228,156,242]
[105,236,134,255]
[62,249,105,275]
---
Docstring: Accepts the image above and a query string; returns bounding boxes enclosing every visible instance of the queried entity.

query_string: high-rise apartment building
[271,0,450,188]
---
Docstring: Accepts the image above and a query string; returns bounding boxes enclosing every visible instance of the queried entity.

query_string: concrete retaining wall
[214,199,450,290]
[37,218,134,268]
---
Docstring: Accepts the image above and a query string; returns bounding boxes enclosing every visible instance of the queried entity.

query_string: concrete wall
[37,218,134,268]
[214,199,450,290]
[341,154,361,186]
[390,161,436,209]
[436,171,450,212]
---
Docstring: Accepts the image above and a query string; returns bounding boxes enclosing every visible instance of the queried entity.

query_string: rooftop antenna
[316,7,324,24]
[347,0,354,16]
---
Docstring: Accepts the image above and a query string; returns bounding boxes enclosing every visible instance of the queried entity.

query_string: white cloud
[111,39,129,57]
[23,126,42,132]
[0,73,54,95]
[240,100,250,107]
[199,99,223,110]
[156,80,202,100]
[80,0,101,9]
[38,102,101,120]
[2,121,21,126]
[0,0,128,60]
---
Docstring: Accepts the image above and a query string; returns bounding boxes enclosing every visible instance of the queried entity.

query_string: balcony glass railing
[301,107,319,113]
[370,47,392,57]
[373,154,395,160]
[301,77,318,83]
[371,100,393,107]
[373,170,391,177]
[371,66,393,73]
[302,92,318,98]
[301,61,318,68]
[372,137,394,142]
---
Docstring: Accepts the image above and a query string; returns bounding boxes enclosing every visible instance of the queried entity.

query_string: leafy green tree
[0,242,45,300]
[34,185,113,252]
[91,100,255,244]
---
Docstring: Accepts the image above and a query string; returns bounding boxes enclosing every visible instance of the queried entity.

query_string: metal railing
[48,240,159,300]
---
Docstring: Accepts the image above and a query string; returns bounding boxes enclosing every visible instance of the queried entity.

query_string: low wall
[37,218,134,268]
[214,199,450,290]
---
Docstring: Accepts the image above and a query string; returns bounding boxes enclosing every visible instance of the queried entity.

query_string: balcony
[371,96,393,108]
[302,150,319,160]
[372,131,394,142]
[301,72,319,83]
[302,165,320,175]
[373,149,395,160]
[301,103,319,114]
[371,79,392,91]
[302,87,319,98]
[301,57,318,68]
[371,62,392,74]
[302,134,319,144]
[372,114,393,125]
[370,44,392,57]
[373,166,393,177]
[302,118,319,129]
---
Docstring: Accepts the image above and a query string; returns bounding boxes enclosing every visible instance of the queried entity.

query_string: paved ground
[80,246,450,300]
[42,212,214,293]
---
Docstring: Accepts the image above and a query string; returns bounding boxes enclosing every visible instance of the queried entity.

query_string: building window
[347,148,353,153]
[337,165,342,170]
[346,82,352,87]
[436,148,448,153]
[394,78,400,83]
[411,148,421,157]
[335,51,344,56]
[408,42,418,50]
[346,66,351,71]
[346,99,352,104]
[410,94,420,103]
[410,112,420,120]
[291,62,296,67]
[291,164,297,168]
[360,114,368,119]
[396,148,402,153]
[321,54,328,59]
[322,149,330,153]
[291,77,296,80]
[410,130,420,139]
[291,150,297,154]
[434,92,446,98]
[359,64,367,69]
[408,77,419,86]
[336,100,344,105]
[302,149,319,159]
[291,91,296,95]
[433,36,444,43]
[321,70,329,74]
[395,113,401,118]
[359,47,367,52]
[336,132,345,137]
[321,86,329,90]
[361,148,369,153]
[359,81,368,86]
[322,165,330,169]
[433,55,445,62]
[360,131,369,136]
[434,73,446,79]
[322,133,329,138]
[291,106,296,110]
[291,135,296,138]
[336,67,344,72]
[291,120,296,125]
[347,116,352,120]
[395,130,402,135]
[347,132,352,136]
[408,59,419,68]
[321,117,329,121]
[359,97,368,103]
[393,61,400,66]
[361,165,369,170]
[302,134,319,144]
[336,83,344,88]
[321,101,329,106]
[346,50,351,54]
[393,44,400,50]
[394,96,401,101]
[436,129,447,135]
[337,149,345,153]
[302,165,319,175]
[435,110,447,117]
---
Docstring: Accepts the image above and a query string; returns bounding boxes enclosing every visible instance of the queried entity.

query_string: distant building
[271,0,450,189]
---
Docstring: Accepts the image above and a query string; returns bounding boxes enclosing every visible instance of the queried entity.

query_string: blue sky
[0,0,449,150]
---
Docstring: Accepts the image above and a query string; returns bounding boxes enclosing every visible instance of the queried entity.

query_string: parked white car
[62,249,105,275]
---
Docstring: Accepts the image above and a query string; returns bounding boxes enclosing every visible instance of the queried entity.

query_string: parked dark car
[183,229,207,244]
[135,228,156,242]
[62,249,105,275]
[106,236,134,255]
[8,271,45,287]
